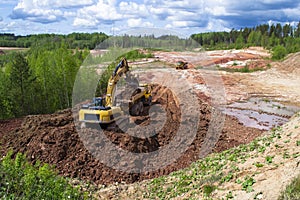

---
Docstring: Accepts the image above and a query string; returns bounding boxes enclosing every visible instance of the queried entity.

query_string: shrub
[278,174,300,200]
[0,151,85,199]
[272,45,287,60]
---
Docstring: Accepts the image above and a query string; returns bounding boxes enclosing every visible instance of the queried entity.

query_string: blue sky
[0,0,299,36]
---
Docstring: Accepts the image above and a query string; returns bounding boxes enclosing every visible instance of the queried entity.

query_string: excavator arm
[105,57,129,107]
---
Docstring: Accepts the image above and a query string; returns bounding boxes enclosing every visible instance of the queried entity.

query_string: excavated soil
[0,85,262,186]
[0,118,23,145]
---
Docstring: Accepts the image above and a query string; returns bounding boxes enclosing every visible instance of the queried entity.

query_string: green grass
[123,124,292,199]
[278,174,300,200]
[124,49,154,60]
[203,184,217,197]
[216,65,266,73]
[241,176,256,193]
[0,151,86,199]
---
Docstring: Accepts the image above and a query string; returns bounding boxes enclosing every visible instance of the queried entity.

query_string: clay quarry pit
[1,47,300,189]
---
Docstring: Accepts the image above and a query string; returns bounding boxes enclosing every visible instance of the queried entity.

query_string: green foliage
[221,173,234,183]
[226,191,234,199]
[203,184,216,197]
[0,70,14,118]
[124,49,153,60]
[9,52,36,116]
[278,174,300,200]
[191,22,300,53]
[235,34,245,49]
[97,34,199,51]
[217,65,264,73]
[131,124,295,199]
[265,155,274,164]
[272,45,287,60]
[241,176,256,193]
[253,162,264,168]
[0,151,85,199]
[0,41,88,119]
[0,32,108,49]
[0,52,16,68]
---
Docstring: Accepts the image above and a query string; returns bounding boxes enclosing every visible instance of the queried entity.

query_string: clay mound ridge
[1,85,208,185]
[1,85,262,185]
[275,52,300,74]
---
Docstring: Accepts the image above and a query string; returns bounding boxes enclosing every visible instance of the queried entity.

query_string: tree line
[0,32,108,49]
[191,22,300,55]
[0,41,89,119]
[96,34,199,50]
[0,32,201,50]
[2,22,300,119]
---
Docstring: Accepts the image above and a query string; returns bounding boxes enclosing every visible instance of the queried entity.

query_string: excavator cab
[81,97,109,110]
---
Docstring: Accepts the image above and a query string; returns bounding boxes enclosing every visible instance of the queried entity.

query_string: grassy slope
[93,112,300,200]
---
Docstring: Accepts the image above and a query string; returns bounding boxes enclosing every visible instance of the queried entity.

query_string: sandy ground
[212,113,300,200]
[150,47,300,105]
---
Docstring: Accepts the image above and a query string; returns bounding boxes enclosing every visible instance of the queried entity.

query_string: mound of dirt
[277,52,300,74]
[0,85,262,186]
[0,118,23,137]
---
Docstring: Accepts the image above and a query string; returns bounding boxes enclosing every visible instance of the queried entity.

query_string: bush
[125,49,153,60]
[272,45,287,60]
[0,151,85,199]
[278,174,300,200]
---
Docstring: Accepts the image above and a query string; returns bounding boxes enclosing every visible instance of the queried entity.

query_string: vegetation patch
[107,116,300,199]
[0,151,86,199]
[216,65,266,73]
[278,174,300,200]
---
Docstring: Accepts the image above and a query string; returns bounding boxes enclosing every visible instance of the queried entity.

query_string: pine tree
[9,52,35,116]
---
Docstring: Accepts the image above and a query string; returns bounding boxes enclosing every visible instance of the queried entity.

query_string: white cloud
[166,10,198,21]
[119,1,149,17]
[282,6,300,20]
[205,6,237,16]
[206,19,230,31]
[2,0,300,35]
[126,18,154,28]
[0,0,17,4]
[0,20,35,33]
[127,18,142,28]
[148,6,168,19]
[73,18,97,28]
[17,0,94,9]
[73,0,123,27]
[172,21,189,28]
[10,0,95,23]
[64,11,76,18]
[144,21,154,27]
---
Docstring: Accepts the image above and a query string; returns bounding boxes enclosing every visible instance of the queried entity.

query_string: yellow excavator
[176,61,188,70]
[78,57,152,129]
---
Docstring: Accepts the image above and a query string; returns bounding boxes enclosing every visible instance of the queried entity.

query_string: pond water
[222,97,300,130]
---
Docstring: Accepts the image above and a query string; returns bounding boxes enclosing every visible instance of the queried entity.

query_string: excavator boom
[105,58,129,107]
